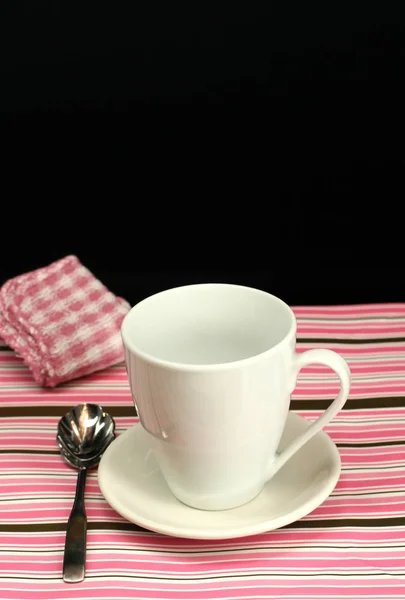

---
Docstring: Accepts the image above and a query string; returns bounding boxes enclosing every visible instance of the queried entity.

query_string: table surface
[1,303,404,600]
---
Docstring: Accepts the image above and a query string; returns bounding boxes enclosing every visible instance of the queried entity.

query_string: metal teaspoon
[57,404,116,583]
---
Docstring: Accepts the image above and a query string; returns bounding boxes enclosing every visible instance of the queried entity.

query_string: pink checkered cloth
[0,255,131,387]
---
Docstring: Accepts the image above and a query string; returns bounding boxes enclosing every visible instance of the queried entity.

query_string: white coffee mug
[121,283,350,511]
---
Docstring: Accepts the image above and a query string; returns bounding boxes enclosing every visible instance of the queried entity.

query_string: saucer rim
[98,412,341,540]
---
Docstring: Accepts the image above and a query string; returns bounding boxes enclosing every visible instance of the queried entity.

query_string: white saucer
[98,412,341,540]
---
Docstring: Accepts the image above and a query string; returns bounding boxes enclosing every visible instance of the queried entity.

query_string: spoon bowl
[57,403,115,462]
[57,403,116,583]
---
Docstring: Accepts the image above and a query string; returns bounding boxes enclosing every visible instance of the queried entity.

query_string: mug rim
[121,283,297,371]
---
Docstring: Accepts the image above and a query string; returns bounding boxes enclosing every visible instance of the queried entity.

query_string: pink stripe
[301,365,405,376]
[297,319,405,326]
[339,448,405,464]
[323,496,405,508]
[0,482,101,495]
[301,408,405,419]
[2,496,405,522]
[3,558,405,576]
[1,582,405,599]
[330,432,405,442]
[27,423,392,449]
[0,394,133,404]
[2,526,405,545]
[298,324,405,335]
[0,376,129,384]
[1,577,405,589]
[0,447,402,469]
[0,417,137,428]
[336,474,405,489]
[293,303,405,314]
[295,382,405,392]
[0,415,398,452]
[296,343,405,353]
[3,472,404,499]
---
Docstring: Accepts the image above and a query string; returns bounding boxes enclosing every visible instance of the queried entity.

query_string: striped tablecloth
[1,303,405,600]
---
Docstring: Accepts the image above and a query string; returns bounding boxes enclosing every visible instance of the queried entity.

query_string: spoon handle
[63,468,87,583]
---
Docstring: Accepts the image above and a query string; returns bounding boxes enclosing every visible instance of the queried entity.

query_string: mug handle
[267,348,351,479]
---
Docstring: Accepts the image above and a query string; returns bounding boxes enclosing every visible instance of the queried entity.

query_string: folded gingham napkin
[0,255,131,387]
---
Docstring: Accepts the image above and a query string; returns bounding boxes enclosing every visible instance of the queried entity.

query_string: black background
[1,1,404,307]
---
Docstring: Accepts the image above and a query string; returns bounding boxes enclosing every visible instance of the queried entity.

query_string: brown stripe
[0,405,137,418]
[283,517,405,529]
[297,337,405,344]
[1,517,405,533]
[336,440,405,448]
[290,397,405,410]
[0,522,146,533]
